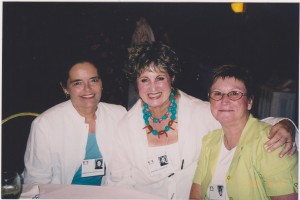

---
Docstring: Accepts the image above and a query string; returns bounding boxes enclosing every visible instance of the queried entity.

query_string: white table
[20,184,165,199]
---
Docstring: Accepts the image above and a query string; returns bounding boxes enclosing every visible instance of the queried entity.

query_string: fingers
[264,139,295,158]
[264,132,283,151]
[267,125,279,139]
[278,141,294,158]
[264,136,286,152]
[288,144,297,156]
[264,119,296,158]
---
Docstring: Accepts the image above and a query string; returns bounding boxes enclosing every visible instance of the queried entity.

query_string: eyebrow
[69,76,100,83]
[90,76,100,80]
[69,79,81,84]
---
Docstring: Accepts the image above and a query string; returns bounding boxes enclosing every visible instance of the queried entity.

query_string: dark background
[2,2,299,173]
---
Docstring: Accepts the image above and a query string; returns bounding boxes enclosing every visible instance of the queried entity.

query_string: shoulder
[203,129,223,145]
[179,90,209,105]
[179,90,219,130]
[35,101,72,120]
[97,102,127,122]
[98,102,127,114]
[247,116,271,139]
[178,90,211,111]
[116,100,143,130]
[125,99,142,118]
[31,101,77,130]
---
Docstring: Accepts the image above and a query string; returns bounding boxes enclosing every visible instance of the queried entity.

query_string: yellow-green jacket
[193,115,298,200]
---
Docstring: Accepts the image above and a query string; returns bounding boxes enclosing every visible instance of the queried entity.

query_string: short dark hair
[210,65,255,99]
[125,42,181,85]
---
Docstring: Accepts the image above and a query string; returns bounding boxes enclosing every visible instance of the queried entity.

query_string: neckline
[148,141,179,149]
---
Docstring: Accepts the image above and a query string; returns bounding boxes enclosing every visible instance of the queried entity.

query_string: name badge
[147,154,170,176]
[208,184,226,200]
[81,158,105,177]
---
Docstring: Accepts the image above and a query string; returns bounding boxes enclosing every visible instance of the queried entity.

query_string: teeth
[82,94,94,98]
[148,93,161,99]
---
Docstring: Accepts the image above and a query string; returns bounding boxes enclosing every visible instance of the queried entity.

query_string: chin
[216,116,235,123]
[148,101,165,108]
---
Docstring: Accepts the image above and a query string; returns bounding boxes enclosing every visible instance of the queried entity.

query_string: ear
[60,82,68,95]
[171,76,176,84]
[247,97,254,110]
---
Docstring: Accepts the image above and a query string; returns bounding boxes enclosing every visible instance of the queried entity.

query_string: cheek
[68,87,79,95]
[161,83,171,90]
[94,84,102,92]
[137,82,148,93]
[209,101,218,116]
[161,79,172,88]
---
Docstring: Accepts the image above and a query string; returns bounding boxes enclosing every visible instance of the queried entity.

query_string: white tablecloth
[20,184,165,199]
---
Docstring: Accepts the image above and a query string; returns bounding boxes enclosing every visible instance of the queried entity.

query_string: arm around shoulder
[261,117,298,157]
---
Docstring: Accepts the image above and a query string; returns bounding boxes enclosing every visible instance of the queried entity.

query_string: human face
[209,77,253,126]
[137,67,172,108]
[66,62,102,113]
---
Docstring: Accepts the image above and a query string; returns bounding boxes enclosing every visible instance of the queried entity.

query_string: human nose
[221,93,231,103]
[83,82,92,91]
[148,81,157,91]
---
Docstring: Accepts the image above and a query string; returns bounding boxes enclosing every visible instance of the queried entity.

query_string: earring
[65,92,70,99]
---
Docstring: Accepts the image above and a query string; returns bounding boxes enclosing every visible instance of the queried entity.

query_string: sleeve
[256,135,298,196]
[23,117,53,184]
[106,120,136,188]
[261,117,299,148]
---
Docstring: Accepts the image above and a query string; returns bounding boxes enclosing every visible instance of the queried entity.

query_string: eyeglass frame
[208,91,248,101]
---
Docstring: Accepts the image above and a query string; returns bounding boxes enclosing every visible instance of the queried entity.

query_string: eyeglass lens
[209,91,245,101]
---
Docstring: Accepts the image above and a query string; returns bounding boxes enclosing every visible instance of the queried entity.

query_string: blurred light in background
[231,2,246,13]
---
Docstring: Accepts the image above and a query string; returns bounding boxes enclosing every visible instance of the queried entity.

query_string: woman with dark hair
[24,60,126,185]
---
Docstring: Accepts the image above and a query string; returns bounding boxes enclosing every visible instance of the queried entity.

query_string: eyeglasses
[209,91,247,101]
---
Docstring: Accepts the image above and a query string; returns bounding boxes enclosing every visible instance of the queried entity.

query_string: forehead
[139,64,168,76]
[69,62,98,78]
[212,77,246,89]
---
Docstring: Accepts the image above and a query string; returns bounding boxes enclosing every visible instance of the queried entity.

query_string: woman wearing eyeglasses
[109,42,297,200]
[190,65,298,200]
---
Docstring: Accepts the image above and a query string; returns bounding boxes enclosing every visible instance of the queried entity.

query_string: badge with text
[208,184,227,200]
[147,154,170,176]
[81,158,105,177]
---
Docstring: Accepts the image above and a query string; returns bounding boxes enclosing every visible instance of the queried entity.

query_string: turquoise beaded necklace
[143,91,177,138]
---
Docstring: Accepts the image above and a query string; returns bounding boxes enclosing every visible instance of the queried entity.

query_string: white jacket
[108,90,297,199]
[108,90,220,199]
[24,100,127,185]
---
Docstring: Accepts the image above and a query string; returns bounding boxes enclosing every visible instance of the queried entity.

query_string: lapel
[228,115,260,173]
[178,91,190,160]
[130,99,150,167]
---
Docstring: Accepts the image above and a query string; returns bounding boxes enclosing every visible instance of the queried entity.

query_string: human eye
[139,78,149,83]
[72,81,82,86]
[212,91,222,97]
[156,76,165,81]
[90,77,100,83]
[229,91,241,97]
